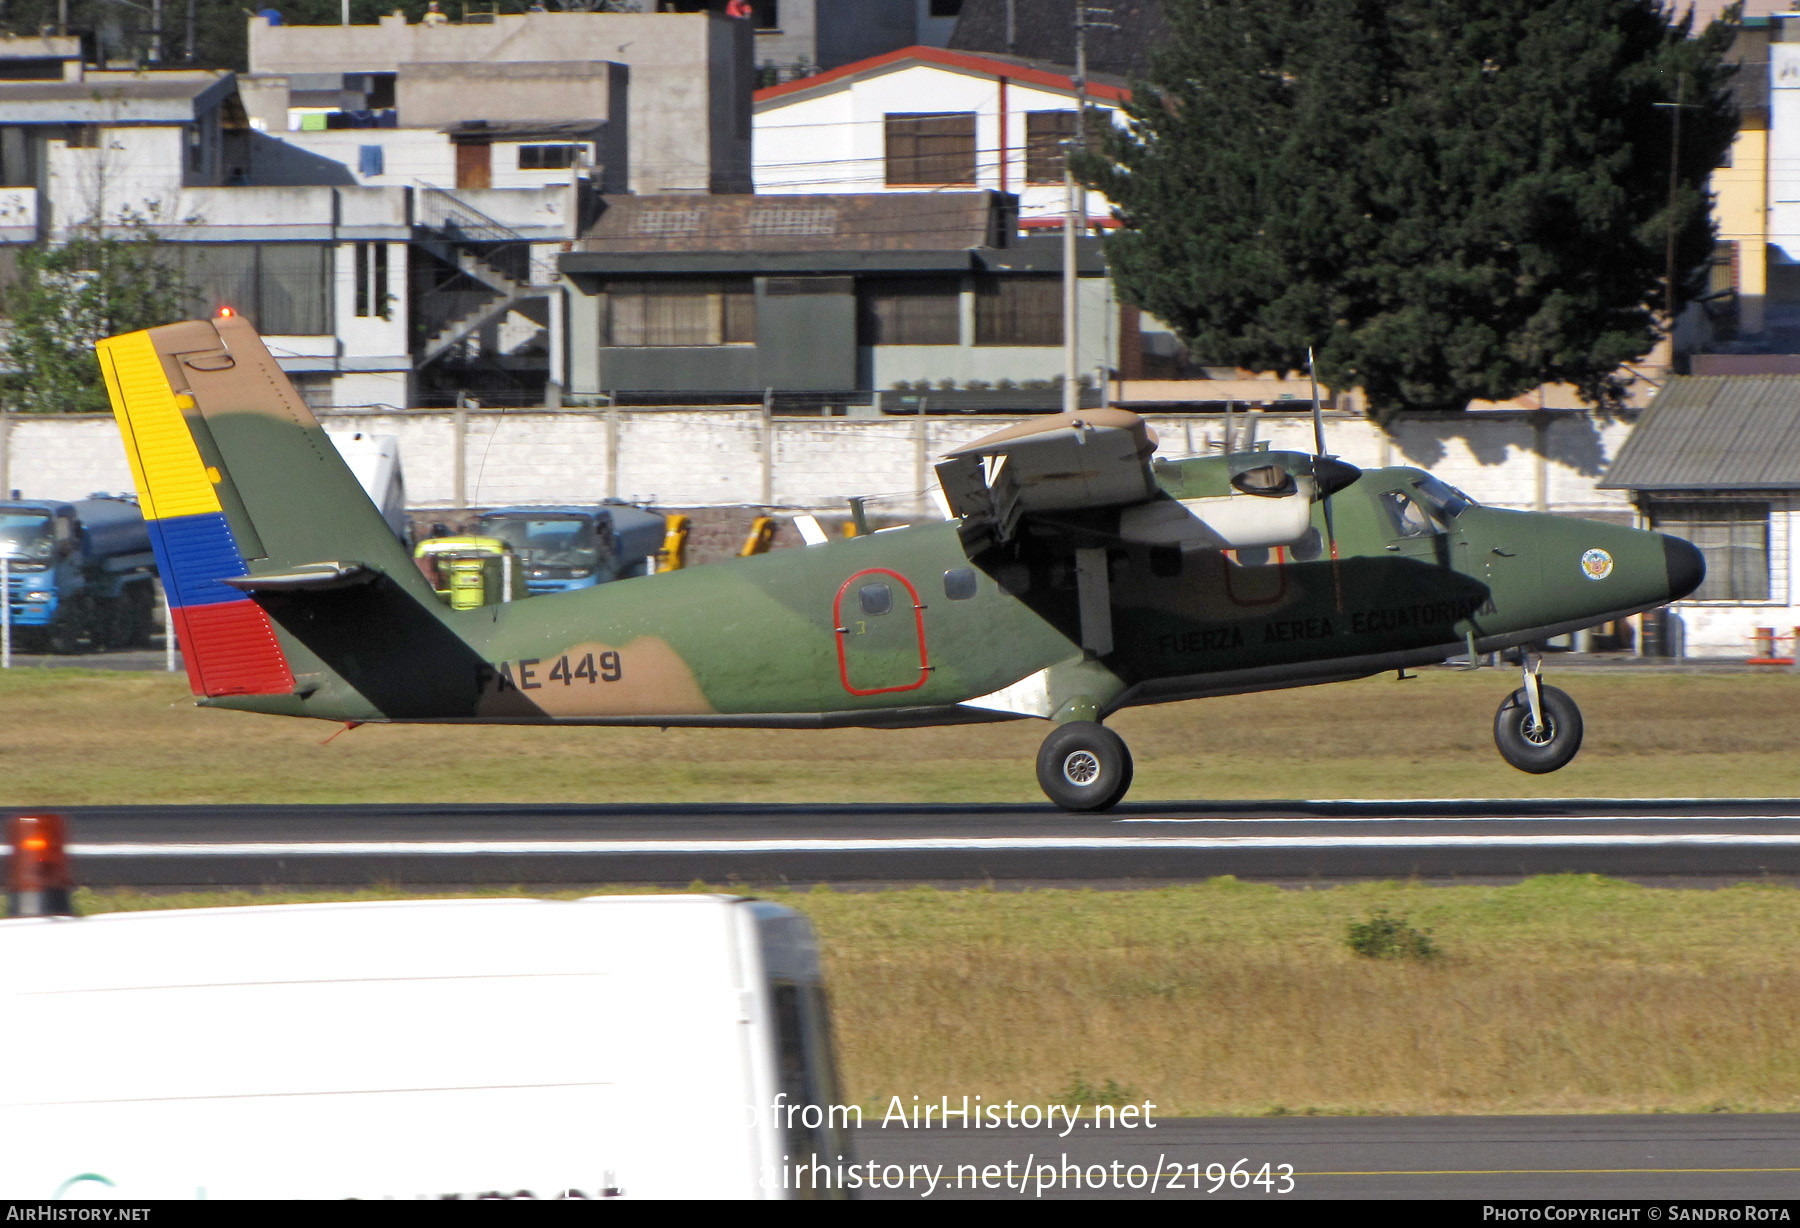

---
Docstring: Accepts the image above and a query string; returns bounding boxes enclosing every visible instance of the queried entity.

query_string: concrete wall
[248,11,748,196]
[397,61,618,130]
[2,406,1636,517]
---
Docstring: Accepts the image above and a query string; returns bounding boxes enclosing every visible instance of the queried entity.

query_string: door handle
[1492,547,1516,557]
[1385,544,1401,552]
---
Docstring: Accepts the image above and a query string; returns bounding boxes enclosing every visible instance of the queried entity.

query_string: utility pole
[1062,4,1115,414]
[1653,75,1700,339]
[1063,146,1079,413]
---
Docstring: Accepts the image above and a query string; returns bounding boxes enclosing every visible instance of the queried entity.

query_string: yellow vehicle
[412,536,527,610]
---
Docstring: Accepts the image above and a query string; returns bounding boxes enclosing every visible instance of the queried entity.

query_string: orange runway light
[6,813,76,918]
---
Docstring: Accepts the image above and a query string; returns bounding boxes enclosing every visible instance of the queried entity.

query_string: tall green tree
[2,222,191,414]
[1084,0,1741,416]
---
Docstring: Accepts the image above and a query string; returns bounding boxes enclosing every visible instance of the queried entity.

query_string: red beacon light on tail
[218,306,234,318]
[7,813,76,918]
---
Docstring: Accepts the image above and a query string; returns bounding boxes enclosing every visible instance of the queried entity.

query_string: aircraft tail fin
[96,316,432,699]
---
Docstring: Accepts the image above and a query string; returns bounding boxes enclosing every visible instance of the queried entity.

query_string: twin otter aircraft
[99,317,1703,811]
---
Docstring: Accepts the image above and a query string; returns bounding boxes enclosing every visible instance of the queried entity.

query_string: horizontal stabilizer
[220,563,375,592]
[935,409,1160,541]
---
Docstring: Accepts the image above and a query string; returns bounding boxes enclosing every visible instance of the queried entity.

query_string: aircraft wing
[934,409,1159,542]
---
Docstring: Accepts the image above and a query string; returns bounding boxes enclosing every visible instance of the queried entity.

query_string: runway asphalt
[24,797,1800,886]
[847,1113,1800,1200]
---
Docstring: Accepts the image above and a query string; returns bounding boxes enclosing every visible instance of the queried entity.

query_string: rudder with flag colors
[96,315,436,701]
[97,327,293,697]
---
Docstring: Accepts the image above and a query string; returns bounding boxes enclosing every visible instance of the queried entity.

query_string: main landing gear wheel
[1037,721,1134,812]
[1493,682,1583,774]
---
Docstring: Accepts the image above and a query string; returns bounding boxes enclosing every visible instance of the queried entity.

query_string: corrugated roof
[1602,375,1800,490]
[573,192,1005,254]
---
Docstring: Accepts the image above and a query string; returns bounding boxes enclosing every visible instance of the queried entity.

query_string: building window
[857,277,960,346]
[518,144,582,171]
[885,113,977,186]
[1648,500,1770,601]
[929,0,964,15]
[602,278,755,347]
[65,124,98,148]
[975,274,1061,346]
[354,242,390,320]
[177,243,333,336]
[1709,241,1738,297]
[1025,111,1076,184]
[1024,109,1112,184]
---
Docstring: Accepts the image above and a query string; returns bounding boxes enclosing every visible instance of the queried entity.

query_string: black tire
[1036,721,1134,812]
[127,585,155,649]
[1493,683,1583,774]
[44,609,85,654]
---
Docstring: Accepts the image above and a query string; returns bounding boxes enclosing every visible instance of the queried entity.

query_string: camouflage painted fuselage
[96,316,1694,731]
[227,456,1689,729]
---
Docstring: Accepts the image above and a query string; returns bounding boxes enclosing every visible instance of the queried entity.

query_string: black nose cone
[1662,534,1705,601]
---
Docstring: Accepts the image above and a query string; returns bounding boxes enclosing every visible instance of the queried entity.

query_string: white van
[0,895,847,1199]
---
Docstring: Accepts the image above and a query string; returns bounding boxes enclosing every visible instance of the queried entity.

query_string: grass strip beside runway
[73,875,1800,1117]
[4,667,1800,803]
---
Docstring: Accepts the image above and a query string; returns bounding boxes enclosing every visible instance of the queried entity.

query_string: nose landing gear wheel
[1036,721,1134,812]
[1493,683,1583,773]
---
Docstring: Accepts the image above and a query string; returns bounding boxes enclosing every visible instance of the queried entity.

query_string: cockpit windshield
[0,511,52,561]
[477,514,601,570]
[1411,475,1478,519]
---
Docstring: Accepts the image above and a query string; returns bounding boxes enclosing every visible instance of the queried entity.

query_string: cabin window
[859,583,892,616]
[1647,500,1770,602]
[943,568,977,600]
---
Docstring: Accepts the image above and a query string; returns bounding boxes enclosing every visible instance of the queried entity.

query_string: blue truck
[0,496,159,652]
[474,502,667,595]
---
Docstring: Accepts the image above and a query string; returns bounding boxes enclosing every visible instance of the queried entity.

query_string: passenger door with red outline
[833,568,930,696]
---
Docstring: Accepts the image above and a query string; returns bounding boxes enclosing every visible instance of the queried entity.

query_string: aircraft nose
[1661,533,1705,602]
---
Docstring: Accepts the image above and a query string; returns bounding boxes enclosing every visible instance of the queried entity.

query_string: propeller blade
[1307,346,1347,612]
[1308,347,1326,457]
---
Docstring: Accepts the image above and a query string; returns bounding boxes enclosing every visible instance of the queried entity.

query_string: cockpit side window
[1379,489,1443,538]
[1411,474,1477,518]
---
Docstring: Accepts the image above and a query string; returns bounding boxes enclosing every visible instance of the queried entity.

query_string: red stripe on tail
[169,602,295,697]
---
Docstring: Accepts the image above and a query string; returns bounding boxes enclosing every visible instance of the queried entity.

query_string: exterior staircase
[414,187,549,367]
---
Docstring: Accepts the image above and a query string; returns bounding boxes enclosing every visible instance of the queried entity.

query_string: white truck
[327,431,409,544]
[0,895,847,1199]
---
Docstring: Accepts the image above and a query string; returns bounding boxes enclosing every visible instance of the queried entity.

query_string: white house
[752,44,1127,233]
[1602,375,1800,658]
